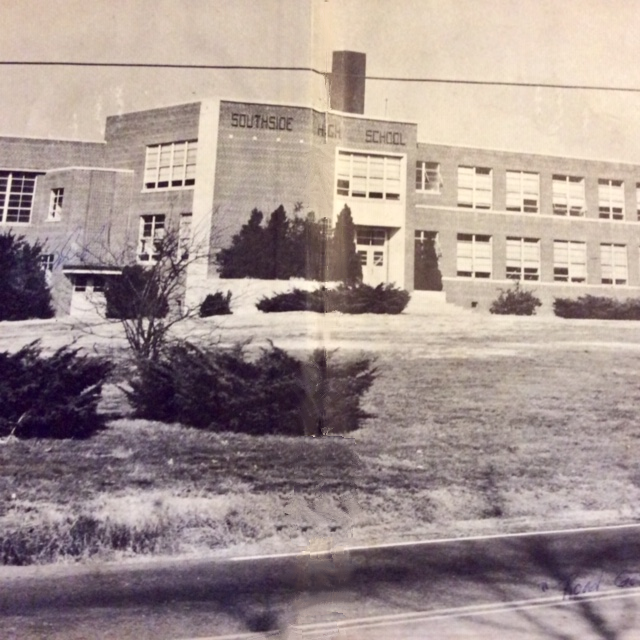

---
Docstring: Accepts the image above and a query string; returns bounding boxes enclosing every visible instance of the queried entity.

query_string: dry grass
[2,311,640,564]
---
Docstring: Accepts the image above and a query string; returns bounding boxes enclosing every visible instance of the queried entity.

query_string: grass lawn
[1,311,640,565]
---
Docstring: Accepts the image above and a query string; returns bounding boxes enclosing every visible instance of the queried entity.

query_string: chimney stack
[330,51,366,114]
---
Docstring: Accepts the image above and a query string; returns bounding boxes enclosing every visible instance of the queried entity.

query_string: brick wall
[0,137,104,170]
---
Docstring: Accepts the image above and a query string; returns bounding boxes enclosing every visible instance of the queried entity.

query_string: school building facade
[2,51,640,315]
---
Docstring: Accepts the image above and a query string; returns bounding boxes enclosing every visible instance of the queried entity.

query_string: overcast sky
[3,0,640,163]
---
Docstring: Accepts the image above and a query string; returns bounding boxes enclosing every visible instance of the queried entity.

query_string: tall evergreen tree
[327,205,362,284]
[414,235,443,291]
[217,208,269,278]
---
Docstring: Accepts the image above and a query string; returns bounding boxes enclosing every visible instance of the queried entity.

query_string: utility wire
[1,61,639,93]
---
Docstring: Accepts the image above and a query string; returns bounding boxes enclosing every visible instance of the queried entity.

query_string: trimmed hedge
[0,341,112,439]
[126,342,377,436]
[200,291,233,317]
[490,283,542,316]
[553,295,640,320]
[256,283,410,315]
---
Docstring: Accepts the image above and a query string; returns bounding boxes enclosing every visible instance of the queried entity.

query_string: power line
[1,60,639,93]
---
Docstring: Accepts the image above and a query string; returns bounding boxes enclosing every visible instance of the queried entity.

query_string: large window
[457,166,492,209]
[415,161,441,193]
[506,237,540,281]
[0,170,42,224]
[552,175,585,217]
[600,244,627,285]
[553,240,586,282]
[138,214,166,263]
[456,233,492,278]
[506,171,539,213]
[336,151,402,200]
[598,179,624,220]
[144,140,197,190]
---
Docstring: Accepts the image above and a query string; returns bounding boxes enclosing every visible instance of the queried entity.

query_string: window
[456,233,492,278]
[138,214,166,262]
[636,183,640,221]
[336,151,402,200]
[600,244,627,285]
[553,240,586,282]
[39,253,55,272]
[143,140,197,190]
[506,237,540,281]
[506,171,539,213]
[0,170,42,224]
[552,175,585,216]
[457,166,492,209]
[48,188,64,221]
[416,161,441,193]
[598,179,624,220]
[356,227,386,245]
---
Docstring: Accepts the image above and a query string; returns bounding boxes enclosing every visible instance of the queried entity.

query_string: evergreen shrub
[0,232,54,321]
[489,283,542,316]
[104,265,169,320]
[126,342,377,436]
[553,295,640,320]
[199,291,233,317]
[0,341,112,439]
[256,283,410,314]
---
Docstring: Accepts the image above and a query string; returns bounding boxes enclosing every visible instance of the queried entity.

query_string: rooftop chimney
[330,51,366,114]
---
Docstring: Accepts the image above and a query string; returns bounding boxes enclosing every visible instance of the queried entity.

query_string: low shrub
[126,342,377,436]
[199,291,233,317]
[0,341,112,439]
[256,283,410,314]
[553,295,640,320]
[490,282,542,316]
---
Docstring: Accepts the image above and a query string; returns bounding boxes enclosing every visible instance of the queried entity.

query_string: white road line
[179,588,640,640]
[226,521,640,562]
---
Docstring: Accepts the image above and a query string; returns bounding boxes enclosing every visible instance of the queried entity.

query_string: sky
[3,0,640,163]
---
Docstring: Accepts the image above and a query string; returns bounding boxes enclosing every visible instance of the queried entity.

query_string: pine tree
[327,205,362,284]
[217,208,269,278]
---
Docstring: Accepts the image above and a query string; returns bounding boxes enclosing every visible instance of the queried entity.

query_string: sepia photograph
[1,1,640,637]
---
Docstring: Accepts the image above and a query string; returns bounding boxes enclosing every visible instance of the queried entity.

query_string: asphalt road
[2,524,640,639]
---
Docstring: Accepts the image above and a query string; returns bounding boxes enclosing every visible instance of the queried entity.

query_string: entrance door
[356,227,388,285]
[69,275,106,316]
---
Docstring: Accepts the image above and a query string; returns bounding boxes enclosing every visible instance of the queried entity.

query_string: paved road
[2,524,640,638]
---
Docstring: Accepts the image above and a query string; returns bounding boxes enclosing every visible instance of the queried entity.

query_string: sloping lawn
[1,312,640,564]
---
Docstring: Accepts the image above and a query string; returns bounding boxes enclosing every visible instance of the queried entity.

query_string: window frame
[48,187,64,221]
[415,161,442,193]
[336,151,404,201]
[506,237,540,281]
[143,140,197,191]
[456,233,492,278]
[598,179,624,221]
[506,170,539,213]
[457,166,493,209]
[0,170,43,224]
[39,253,55,272]
[600,243,628,285]
[137,213,166,263]
[552,174,586,217]
[553,240,587,283]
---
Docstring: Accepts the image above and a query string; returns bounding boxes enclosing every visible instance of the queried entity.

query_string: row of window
[456,234,630,285]
[416,162,638,219]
